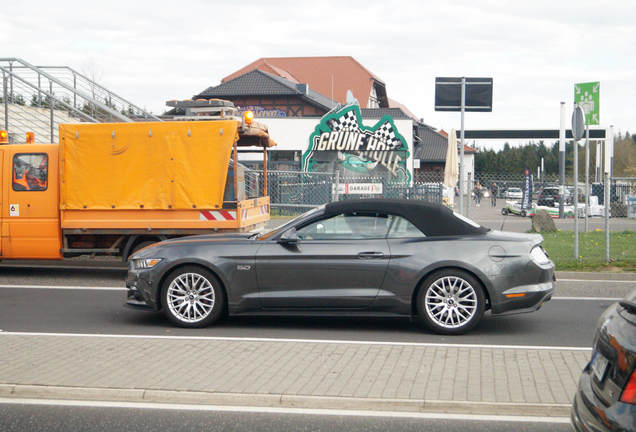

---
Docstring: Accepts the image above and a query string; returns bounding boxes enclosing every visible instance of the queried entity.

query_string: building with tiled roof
[222,56,389,110]
[196,69,337,117]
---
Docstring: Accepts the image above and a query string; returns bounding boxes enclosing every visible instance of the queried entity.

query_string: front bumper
[571,370,636,432]
[125,268,159,311]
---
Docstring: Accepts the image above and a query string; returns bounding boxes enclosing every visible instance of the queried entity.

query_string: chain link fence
[247,170,443,215]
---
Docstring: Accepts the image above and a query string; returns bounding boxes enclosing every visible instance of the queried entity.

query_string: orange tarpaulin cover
[59,121,238,210]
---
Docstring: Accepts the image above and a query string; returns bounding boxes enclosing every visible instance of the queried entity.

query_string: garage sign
[302,105,410,182]
[336,183,383,195]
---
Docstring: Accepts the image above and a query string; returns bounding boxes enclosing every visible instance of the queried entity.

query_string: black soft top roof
[323,199,487,237]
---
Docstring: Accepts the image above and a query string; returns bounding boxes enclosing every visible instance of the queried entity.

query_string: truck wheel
[501,208,508,215]
[162,266,225,328]
[520,210,527,217]
[416,269,485,335]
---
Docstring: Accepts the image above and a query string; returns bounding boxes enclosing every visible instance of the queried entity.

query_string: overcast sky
[3,0,634,149]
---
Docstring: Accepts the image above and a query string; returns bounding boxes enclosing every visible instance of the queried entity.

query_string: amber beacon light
[26,131,35,143]
[243,110,254,125]
[0,130,8,144]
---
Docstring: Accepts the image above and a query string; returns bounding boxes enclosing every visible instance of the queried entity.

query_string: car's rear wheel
[162,266,225,328]
[501,208,508,215]
[417,270,485,335]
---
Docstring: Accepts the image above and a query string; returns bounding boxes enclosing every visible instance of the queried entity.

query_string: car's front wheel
[161,266,225,328]
[417,270,485,335]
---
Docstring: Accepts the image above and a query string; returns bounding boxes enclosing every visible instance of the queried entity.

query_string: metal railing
[1,57,160,143]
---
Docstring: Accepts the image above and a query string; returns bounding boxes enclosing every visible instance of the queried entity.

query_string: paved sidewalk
[0,333,589,416]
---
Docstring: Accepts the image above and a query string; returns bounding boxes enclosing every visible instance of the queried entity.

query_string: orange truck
[0,108,275,260]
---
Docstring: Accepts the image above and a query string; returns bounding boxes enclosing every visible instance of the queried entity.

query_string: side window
[13,153,48,191]
[297,213,391,240]
[387,215,426,238]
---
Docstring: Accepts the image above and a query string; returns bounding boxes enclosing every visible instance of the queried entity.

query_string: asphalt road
[0,401,572,432]
[0,267,626,347]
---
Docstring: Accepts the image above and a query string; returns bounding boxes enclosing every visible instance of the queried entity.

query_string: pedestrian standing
[474,181,482,206]
[490,182,498,207]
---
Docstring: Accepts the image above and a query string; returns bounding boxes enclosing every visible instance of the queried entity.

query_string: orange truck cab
[0,114,275,261]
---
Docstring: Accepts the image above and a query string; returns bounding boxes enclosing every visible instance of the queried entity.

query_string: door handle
[357,251,384,259]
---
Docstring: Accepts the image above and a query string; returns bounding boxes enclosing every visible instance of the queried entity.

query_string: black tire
[520,210,527,217]
[416,269,485,335]
[161,265,226,328]
[501,208,508,215]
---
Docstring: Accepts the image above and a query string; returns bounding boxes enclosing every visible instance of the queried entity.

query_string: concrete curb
[0,384,571,417]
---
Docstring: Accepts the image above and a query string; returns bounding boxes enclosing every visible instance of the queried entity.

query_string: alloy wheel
[166,272,216,323]
[424,276,478,329]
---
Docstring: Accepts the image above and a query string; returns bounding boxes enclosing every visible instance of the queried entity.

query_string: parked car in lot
[571,289,636,431]
[537,186,572,207]
[505,187,523,200]
[126,199,555,335]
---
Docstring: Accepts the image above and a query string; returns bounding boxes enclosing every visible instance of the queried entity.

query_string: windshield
[257,205,325,240]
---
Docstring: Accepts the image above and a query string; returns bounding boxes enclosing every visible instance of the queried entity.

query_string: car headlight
[131,258,163,270]
[530,246,551,265]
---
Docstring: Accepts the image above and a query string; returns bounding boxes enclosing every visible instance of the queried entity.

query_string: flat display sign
[435,77,493,112]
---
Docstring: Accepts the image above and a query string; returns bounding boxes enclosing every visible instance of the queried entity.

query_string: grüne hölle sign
[302,105,410,182]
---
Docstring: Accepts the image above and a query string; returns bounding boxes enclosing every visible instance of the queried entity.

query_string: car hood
[131,232,257,259]
[161,232,257,243]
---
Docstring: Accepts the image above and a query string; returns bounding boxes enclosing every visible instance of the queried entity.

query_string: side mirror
[279,227,298,244]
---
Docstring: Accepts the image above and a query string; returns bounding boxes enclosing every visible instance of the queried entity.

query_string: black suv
[537,187,568,207]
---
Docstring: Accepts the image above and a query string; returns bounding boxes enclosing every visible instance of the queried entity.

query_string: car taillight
[620,369,636,404]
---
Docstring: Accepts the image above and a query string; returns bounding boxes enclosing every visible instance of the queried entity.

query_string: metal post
[559,102,566,218]
[49,80,54,143]
[38,73,42,106]
[460,77,466,216]
[605,172,610,263]
[604,126,613,263]
[334,170,340,201]
[73,73,77,109]
[3,72,8,130]
[466,171,471,218]
[573,109,579,260]
[263,147,268,196]
[595,141,602,183]
[233,141,239,202]
[584,126,590,233]
[9,61,13,102]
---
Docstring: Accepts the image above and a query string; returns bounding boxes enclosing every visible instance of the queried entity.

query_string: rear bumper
[492,281,554,315]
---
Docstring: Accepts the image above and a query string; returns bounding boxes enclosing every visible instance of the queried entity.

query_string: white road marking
[0,284,125,291]
[558,279,635,284]
[0,331,593,351]
[553,296,621,301]
[0,397,571,423]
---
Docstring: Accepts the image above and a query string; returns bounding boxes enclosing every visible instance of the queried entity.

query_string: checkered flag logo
[328,110,359,132]
[373,121,401,150]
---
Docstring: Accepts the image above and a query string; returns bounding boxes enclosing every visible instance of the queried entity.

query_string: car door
[255,212,391,309]
[2,147,62,259]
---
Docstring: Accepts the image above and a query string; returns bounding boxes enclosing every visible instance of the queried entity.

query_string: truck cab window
[13,153,48,191]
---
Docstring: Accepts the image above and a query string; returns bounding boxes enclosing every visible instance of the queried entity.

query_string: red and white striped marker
[199,210,236,221]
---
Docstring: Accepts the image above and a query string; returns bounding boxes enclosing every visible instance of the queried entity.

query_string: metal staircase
[1,58,162,143]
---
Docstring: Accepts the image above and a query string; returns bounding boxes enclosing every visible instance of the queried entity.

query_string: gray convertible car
[126,199,555,334]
